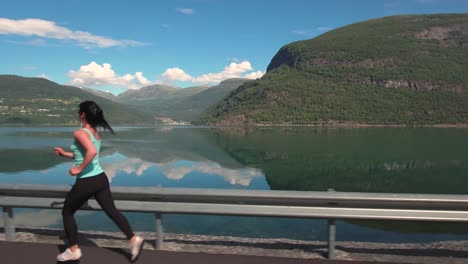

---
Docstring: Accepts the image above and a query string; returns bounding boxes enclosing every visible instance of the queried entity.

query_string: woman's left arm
[69,130,97,176]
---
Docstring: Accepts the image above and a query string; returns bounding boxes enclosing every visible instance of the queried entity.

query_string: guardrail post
[327,189,336,259]
[2,207,15,241]
[155,213,163,250]
[328,219,336,259]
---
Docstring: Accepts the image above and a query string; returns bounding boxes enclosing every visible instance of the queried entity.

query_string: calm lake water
[1,125,468,243]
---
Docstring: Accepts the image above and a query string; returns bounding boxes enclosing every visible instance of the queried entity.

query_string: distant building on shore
[154,117,190,125]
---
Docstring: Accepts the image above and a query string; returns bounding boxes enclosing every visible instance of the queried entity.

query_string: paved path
[0,241,404,264]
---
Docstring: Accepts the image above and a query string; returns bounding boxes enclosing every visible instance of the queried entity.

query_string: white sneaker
[130,236,144,262]
[57,248,82,262]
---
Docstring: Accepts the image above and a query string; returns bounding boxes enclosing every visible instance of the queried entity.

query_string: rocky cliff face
[415,24,468,47]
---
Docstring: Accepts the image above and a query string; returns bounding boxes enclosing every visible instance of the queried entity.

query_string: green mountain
[81,87,118,102]
[150,78,250,121]
[0,75,153,124]
[200,14,468,125]
[117,84,181,103]
[119,78,249,122]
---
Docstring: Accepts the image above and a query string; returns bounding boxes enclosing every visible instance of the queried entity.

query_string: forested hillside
[0,75,153,124]
[200,14,468,125]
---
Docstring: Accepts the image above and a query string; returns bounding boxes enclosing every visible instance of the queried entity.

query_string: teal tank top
[70,128,104,178]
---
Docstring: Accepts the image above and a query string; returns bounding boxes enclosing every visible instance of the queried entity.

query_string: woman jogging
[54,100,144,262]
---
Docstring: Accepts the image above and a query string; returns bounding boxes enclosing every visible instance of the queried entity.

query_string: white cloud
[37,73,48,79]
[193,61,265,84]
[192,61,253,83]
[243,70,264,79]
[102,157,154,182]
[162,67,193,82]
[101,157,263,187]
[135,72,150,85]
[69,60,264,91]
[163,166,192,180]
[191,162,263,186]
[68,61,151,89]
[162,60,265,85]
[158,161,264,186]
[176,8,195,15]
[0,18,148,49]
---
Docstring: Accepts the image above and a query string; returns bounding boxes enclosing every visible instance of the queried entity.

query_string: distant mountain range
[0,75,153,124]
[119,78,250,121]
[0,75,249,124]
[200,14,468,125]
[81,87,119,102]
[3,14,468,126]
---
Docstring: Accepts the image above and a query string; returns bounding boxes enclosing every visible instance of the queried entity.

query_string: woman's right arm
[54,147,74,159]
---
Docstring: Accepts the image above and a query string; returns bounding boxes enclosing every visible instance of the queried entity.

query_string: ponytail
[100,116,115,134]
[79,101,115,134]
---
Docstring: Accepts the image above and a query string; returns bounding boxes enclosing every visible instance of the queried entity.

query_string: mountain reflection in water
[1,126,468,242]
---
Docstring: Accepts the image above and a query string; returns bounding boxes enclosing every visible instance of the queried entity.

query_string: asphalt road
[0,241,404,264]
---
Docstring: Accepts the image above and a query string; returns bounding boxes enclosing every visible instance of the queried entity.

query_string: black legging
[62,172,134,246]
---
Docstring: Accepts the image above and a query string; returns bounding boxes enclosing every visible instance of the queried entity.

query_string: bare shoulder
[73,129,90,139]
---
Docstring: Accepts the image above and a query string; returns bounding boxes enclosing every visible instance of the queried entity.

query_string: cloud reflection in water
[101,153,264,187]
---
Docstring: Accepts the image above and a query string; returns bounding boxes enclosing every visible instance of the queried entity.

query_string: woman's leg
[93,173,144,262]
[93,173,134,239]
[62,179,95,247]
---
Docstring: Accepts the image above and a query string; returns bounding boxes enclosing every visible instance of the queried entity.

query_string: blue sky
[1,0,468,95]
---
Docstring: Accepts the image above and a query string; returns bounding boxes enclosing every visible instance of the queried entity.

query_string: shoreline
[1,123,468,128]
[212,122,468,129]
[1,227,467,264]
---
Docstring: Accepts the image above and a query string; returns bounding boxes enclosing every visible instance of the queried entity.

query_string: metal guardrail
[2,184,468,259]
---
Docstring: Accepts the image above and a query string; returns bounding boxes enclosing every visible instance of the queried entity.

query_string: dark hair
[79,101,114,134]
